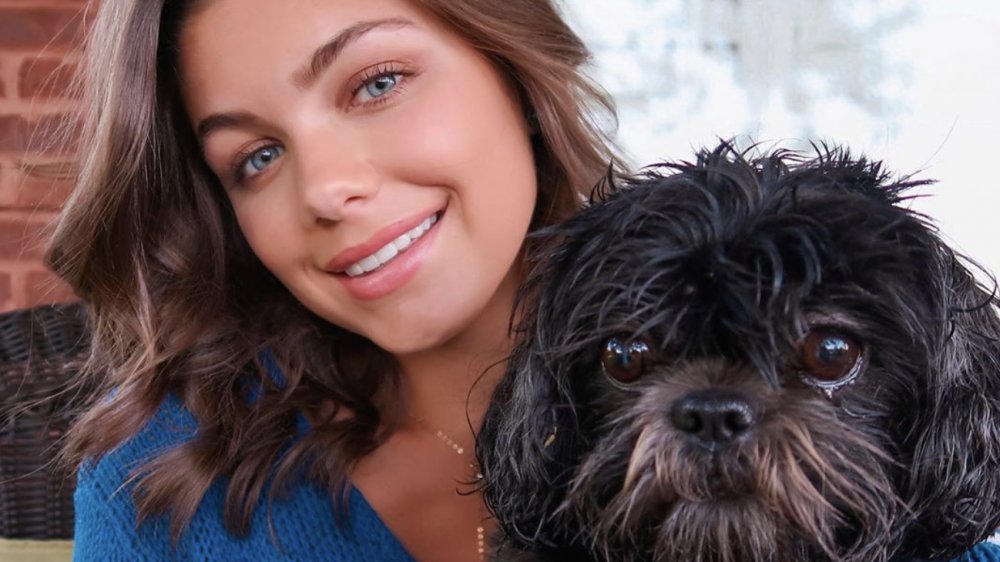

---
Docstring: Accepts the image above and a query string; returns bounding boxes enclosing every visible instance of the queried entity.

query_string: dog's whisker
[623,424,657,491]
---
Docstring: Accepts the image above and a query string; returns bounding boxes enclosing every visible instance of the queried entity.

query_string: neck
[394,267,521,438]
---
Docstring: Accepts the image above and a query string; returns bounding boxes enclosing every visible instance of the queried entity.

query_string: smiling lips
[325,209,444,301]
[343,213,438,277]
[325,210,441,277]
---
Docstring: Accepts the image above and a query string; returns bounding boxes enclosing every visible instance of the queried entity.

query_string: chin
[366,310,468,357]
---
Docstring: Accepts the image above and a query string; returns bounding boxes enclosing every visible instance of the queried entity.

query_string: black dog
[478,144,1000,562]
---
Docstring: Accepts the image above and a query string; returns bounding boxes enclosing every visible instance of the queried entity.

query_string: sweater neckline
[294,409,414,560]
[347,484,415,559]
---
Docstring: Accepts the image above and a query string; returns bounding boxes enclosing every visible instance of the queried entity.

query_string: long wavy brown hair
[46,0,621,541]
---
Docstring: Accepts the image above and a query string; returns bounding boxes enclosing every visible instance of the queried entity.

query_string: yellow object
[0,539,73,562]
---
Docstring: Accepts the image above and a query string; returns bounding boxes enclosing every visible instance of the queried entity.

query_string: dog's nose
[671,390,755,446]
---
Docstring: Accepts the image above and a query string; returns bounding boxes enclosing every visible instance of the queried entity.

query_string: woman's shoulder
[72,393,414,561]
[955,541,1000,562]
[74,393,198,505]
[84,392,198,470]
[72,393,199,560]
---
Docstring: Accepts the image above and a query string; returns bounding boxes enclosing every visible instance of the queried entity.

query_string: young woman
[48,0,618,560]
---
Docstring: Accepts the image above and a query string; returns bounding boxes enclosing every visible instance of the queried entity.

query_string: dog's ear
[477,310,586,549]
[902,243,1000,559]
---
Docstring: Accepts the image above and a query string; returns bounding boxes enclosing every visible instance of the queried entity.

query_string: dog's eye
[799,329,863,383]
[601,337,652,384]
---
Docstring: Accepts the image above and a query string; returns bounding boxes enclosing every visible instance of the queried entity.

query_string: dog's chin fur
[566,362,900,562]
[477,144,1000,562]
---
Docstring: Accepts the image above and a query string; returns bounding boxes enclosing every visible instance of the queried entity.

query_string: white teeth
[392,234,412,252]
[374,244,398,263]
[358,255,381,273]
[406,224,424,239]
[343,213,439,277]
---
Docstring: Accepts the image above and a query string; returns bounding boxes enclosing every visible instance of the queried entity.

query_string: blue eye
[239,145,283,179]
[360,73,401,100]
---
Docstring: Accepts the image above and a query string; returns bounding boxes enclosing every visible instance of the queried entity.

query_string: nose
[295,127,381,225]
[670,389,755,447]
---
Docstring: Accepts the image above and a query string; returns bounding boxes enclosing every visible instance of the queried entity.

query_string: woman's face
[179,0,537,355]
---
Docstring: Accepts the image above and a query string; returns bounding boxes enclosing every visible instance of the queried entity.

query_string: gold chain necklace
[409,415,488,561]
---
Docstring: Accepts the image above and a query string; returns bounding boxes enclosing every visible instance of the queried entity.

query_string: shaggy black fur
[477,144,1000,562]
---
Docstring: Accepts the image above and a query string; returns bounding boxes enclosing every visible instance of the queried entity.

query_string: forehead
[180,0,425,51]
[177,0,436,116]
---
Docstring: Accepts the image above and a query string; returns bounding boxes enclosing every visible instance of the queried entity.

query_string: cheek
[229,191,300,272]
[386,61,534,183]
[387,74,538,232]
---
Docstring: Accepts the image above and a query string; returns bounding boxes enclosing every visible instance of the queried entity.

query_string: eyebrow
[292,17,413,89]
[195,17,414,144]
[196,111,264,146]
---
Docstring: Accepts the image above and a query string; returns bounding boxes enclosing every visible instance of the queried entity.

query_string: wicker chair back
[0,302,90,540]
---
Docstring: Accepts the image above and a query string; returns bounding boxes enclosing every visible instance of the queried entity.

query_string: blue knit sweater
[72,393,1000,561]
[73,393,414,561]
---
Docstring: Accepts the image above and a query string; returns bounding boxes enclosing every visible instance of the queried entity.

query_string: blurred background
[0,0,999,312]
[564,0,1000,282]
[0,0,83,313]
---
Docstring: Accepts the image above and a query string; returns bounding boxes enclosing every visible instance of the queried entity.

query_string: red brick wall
[0,0,90,312]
